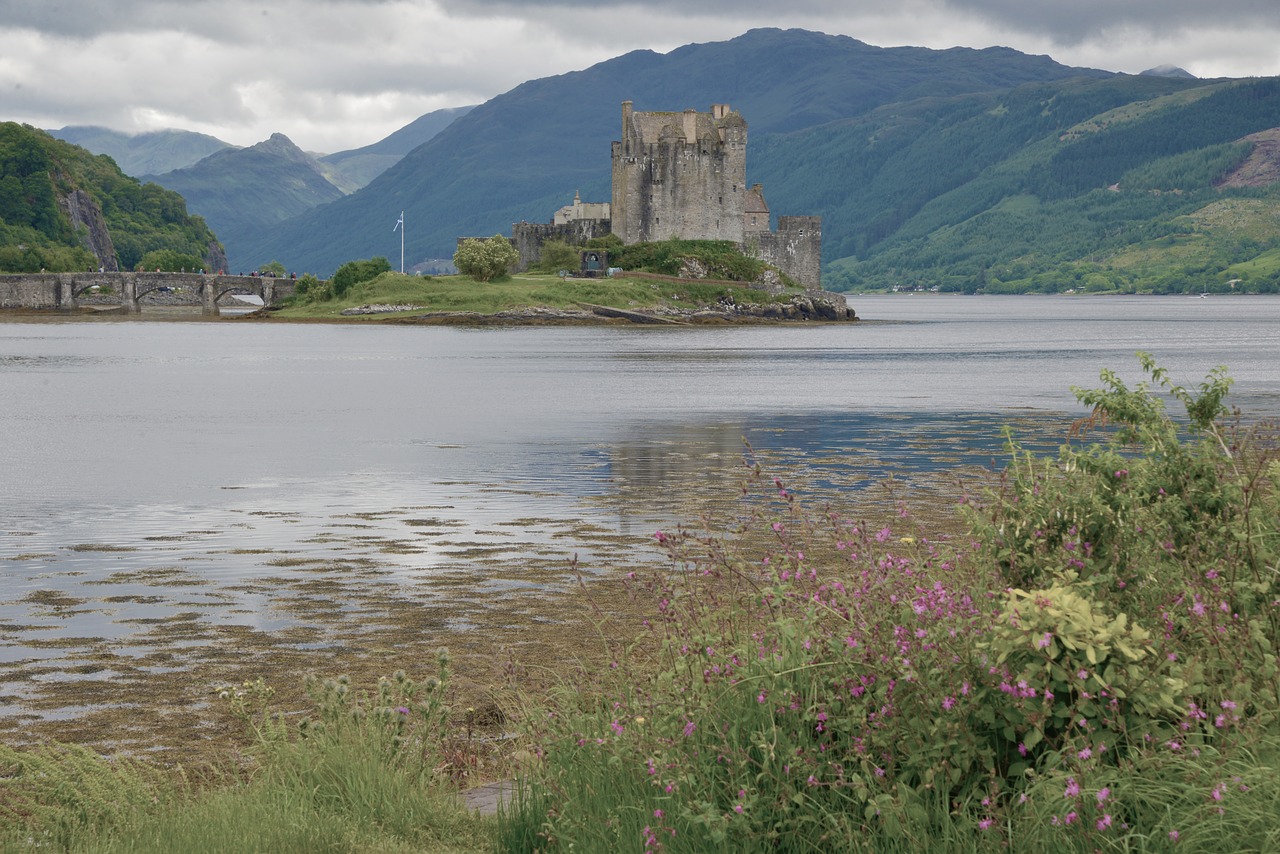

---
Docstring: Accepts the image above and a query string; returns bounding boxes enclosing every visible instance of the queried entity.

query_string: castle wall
[510,220,611,272]
[751,216,823,289]
[612,102,747,245]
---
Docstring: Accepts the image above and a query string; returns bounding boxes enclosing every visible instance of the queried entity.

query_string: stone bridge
[0,272,296,316]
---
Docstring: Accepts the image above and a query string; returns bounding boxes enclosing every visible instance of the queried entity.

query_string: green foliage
[0,122,219,273]
[136,249,205,272]
[502,358,1280,851]
[1120,141,1253,191]
[0,742,171,850]
[609,238,774,282]
[452,235,519,282]
[291,272,325,300]
[0,661,487,854]
[532,239,580,273]
[585,232,623,250]
[259,259,287,276]
[330,256,392,297]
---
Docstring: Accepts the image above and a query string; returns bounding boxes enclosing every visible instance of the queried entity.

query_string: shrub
[453,235,518,282]
[330,256,391,298]
[533,239,581,274]
[608,237,778,283]
[287,272,329,303]
[586,233,624,250]
[500,357,1280,851]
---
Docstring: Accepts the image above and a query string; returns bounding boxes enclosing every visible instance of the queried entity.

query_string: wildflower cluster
[505,358,1280,851]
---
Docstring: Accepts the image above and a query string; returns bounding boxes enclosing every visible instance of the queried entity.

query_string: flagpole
[393,211,405,273]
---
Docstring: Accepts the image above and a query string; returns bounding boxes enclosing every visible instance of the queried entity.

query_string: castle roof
[745,185,769,214]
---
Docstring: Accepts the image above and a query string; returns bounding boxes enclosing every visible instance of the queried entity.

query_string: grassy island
[263,240,854,324]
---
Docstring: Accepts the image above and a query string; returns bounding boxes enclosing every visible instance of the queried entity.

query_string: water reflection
[3,296,1280,746]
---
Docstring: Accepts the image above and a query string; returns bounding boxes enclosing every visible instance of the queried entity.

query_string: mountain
[0,122,223,272]
[818,77,1280,293]
[320,105,475,191]
[241,28,1113,275]
[47,126,233,176]
[1140,65,1197,79]
[144,133,345,270]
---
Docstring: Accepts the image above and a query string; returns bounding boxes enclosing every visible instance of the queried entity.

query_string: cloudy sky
[4,0,1279,154]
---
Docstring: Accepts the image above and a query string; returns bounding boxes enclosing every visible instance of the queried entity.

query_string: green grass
[276,271,786,319]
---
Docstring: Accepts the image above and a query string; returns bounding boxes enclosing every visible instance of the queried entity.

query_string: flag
[393,212,403,232]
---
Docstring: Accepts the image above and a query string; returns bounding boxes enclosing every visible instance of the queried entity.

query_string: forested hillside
[0,122,221,273]
[822,77,1280,292]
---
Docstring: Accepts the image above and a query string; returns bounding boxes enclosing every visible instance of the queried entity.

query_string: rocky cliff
[58,189,118,271]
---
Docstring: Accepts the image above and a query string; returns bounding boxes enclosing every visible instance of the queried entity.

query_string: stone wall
[751,216,823,289]
[510,219,612,272]
[611,102,747,245]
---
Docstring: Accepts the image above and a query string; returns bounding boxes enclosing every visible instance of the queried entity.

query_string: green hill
[241,28,1112,275]
[822,77,1280,293]
[144,133,345,272]
[47,126,232,176]
[0,122,223,273]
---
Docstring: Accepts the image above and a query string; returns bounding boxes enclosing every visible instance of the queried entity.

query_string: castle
[511,101,822,288]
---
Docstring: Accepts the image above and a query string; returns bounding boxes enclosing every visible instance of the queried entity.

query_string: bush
[453,235,518,282]
[290,273,327,302]
[533,240,581,274]
[500,357,1280,851]
[330,256,391,298]
[608,238,776,282]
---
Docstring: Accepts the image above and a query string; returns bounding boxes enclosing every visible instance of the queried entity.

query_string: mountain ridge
[239,27,1113,274]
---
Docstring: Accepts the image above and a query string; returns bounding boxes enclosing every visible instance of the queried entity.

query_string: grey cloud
[0,0,397,40]
[941,0,1280,43]
[442,0,1280,44]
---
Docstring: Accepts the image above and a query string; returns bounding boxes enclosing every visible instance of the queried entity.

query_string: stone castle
[511,101,821,288]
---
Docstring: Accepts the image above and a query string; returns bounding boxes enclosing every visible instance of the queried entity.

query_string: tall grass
[0,657,489,853]
[497,355,1280,852]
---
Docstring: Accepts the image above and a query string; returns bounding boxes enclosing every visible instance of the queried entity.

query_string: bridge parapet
[0,272,296,313]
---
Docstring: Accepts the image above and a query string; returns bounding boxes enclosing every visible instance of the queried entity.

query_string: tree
[453,235,518,282]
[136,249,204,272]
[260,260,287,276]
[533,239,580,274]
[330,256,391,297]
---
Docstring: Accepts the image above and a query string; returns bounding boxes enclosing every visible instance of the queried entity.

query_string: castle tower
[611,101,747,244]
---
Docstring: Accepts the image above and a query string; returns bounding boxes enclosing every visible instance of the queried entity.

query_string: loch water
[2,294,1278,732]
